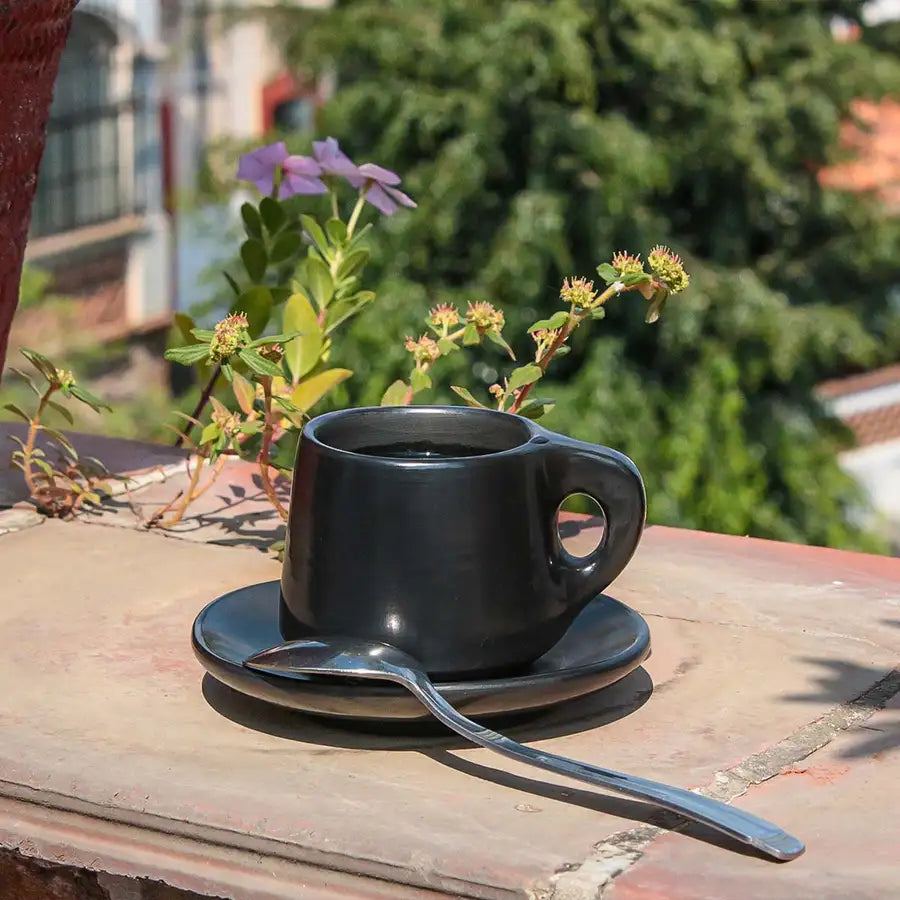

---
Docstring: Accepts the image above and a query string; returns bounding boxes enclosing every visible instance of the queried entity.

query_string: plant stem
[330,190,339,220]
[22,386,54,500]
[510,284,622,414]
[151,454,227,528]
[259,377,289,520]
[174,364,222,447]
[510,313,581,414]
[346,191,368,240]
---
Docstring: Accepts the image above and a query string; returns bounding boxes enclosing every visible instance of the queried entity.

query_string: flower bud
[404,334,440,366]
[647,245,689,294]
[560,276,599,309]
[55,369,76,389]
[465,301,505,332]
[611,252,645,277]
[428,304,460,329]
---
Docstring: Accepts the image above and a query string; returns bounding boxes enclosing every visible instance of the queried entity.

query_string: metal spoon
[244,637,804,861]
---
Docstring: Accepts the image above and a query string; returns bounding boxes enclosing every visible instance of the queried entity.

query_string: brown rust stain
[779,763,850,784]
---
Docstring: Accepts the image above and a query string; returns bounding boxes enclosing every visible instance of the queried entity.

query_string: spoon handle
[405,672,803,862]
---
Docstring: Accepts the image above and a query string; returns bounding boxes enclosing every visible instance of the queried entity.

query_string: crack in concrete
[641,610,896,652]
[534,666,900,900]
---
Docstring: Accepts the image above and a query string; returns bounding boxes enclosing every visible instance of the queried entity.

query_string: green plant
[4,348,112,517]
[153,137,414,526]
[157,137,687,533]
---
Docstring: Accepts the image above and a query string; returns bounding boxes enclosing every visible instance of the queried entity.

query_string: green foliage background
[260,0,899,552]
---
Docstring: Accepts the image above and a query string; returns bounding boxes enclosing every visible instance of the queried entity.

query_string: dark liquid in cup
[354,442,489,459]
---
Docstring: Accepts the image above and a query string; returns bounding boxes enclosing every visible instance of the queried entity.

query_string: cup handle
[540,434,646,601]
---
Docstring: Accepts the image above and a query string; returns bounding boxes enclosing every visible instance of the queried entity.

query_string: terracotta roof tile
[819,98,900,207]
[817,363,900,398]
[842,401,900,447]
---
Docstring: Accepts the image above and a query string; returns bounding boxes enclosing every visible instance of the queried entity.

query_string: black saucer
[192,581,651,722]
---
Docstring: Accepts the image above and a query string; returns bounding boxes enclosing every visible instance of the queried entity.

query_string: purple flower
[280,155,327,197]
[237,141,327,197]
[237,142,289,196]
[312,137,364,185]
[356,162,417,216]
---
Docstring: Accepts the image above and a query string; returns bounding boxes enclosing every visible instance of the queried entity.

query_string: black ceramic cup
[279,405,646,679]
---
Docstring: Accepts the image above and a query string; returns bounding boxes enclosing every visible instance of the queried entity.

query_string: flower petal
[237,141,287,180]
[280,173,328,197]
[384,185,417,209]
[363,184,399,215]
[283,154,323,177]
[312,136,364,184]
[357,163,401,186]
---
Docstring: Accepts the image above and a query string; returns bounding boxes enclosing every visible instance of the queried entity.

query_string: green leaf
[260,197,286,234]
[516,397,556,420]
[233,286,272,338]
[238,347,284,378]
[450,385,486,408]
[221,362,233,382]
[283,291,323,379]
[270,231,303,263]
[437,337,460,354]
[554,345,572,357]
[486,329,516,360]
[410,368,432,393]
[326,218,347,246]
[82,491,102,506]
[43,427,75,457]
[8,367,40,397]
[291,368,352,412]
[20,348,57,382]
[591,307,607,319]
[528,318,551,333]
[300,215,329,256]
[46,400,74,425]
[270,286,292,305]
[223,271,241,297]
[546,310,569,330]
[347,222,372,249]
[463,323,480,345]
[231,371,256,414]
[323,294,375,335]
[245,330,304,349]
[240,238,268,282]
[304,256,334,309]
[336,248,369,281]
[621,271,651,287]
[3,403,30,423]
[508,364,543,391]
[240,420,263,435]
[596,263,618,284]
[69,384,111,412]
[240,202,262,239]
[381,380,410,406]
[173,313,196,343]
[200,422,220,445]
[645,289,668,324]
[190,328,216,342]
[33,457,56,479]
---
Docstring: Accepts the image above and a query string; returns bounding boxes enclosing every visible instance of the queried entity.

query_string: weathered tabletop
[0,449,898,899]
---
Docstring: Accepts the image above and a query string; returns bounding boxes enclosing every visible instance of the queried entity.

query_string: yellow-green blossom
[647,245,689,294]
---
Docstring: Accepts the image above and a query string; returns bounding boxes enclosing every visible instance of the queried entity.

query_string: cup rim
[303,405,544,463]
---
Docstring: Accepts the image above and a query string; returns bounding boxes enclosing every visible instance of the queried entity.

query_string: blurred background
[2,0,899,553]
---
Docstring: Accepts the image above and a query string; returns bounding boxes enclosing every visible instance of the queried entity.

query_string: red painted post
[0,0,78,377]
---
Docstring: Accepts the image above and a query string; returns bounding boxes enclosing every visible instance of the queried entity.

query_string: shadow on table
[783,626,900,760]
[201,665,654,750]
[202,668,780,861]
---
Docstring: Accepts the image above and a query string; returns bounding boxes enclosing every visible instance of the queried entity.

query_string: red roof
[819,98,900,206]
[817,363,900,398]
